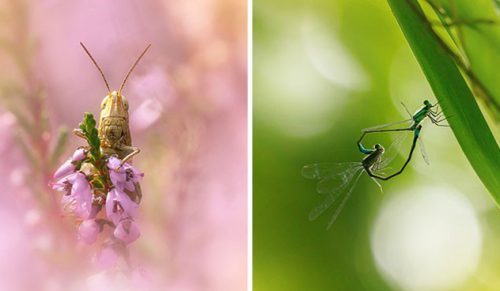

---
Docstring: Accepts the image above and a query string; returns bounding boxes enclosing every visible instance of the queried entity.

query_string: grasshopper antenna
[80,42,111,93]
[119,44,151,95]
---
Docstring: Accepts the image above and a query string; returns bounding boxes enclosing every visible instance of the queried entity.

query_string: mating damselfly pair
[303,100,449,229]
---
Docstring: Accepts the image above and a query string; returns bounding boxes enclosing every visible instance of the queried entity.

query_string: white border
[247,0,253,289]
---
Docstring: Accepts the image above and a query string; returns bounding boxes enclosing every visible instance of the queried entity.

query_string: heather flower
[53,148,87,180]
[107,156,144,192]
[53,159,75,180]
[107,157,124,186]
[105,188,138,225]
[114,218,140,244]
[72,148,87,160]
[51,115,144,249]
[60,172,93,219]
[51,172,77,194]
[78,219,101,244]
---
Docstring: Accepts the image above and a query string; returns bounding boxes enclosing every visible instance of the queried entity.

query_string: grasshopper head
[100,91,129,119]
[99,91,131,148]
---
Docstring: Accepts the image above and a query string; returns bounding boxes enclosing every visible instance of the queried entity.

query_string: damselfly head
[374,143,385,153]
[424,100,432,108]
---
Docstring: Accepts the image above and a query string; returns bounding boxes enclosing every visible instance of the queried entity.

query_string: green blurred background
[253,0,500,290]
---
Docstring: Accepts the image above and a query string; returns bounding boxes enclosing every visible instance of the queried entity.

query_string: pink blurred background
[0,0,247,290]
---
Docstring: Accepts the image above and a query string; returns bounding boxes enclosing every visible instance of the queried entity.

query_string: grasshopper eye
[101,96,108,109]
[122,96,129,110]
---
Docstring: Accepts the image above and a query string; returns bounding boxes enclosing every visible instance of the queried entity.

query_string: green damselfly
[359,126,423,181]
[302,126,422,229]
[359,100,448,171]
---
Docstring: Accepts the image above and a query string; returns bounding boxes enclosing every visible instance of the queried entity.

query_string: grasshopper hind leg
[119,146,141,167]
[125,182,142,204]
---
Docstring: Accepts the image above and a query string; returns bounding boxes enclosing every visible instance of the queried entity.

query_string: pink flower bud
[105,188,138,225]
[53,149,87,180]
[72,148,87,161]
[61,172,92,219]
[78,219,100,244]
[53,159,76,180]
[106,156,144,191]
[114,219,140,244]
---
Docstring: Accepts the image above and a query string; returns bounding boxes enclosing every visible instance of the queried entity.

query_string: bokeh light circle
[371,186,482,291]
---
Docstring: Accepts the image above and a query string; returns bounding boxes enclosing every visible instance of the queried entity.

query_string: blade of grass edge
[387,0,500,205]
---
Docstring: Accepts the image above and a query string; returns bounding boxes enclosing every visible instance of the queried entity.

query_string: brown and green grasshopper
[75,42,151,202]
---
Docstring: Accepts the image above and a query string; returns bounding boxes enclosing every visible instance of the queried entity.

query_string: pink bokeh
[0,0,247,290]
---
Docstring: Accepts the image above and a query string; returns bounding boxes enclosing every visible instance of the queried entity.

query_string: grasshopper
[75,42,151,202]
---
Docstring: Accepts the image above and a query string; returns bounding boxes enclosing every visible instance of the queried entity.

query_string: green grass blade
[434,0,500,112]
[387,0,500,204]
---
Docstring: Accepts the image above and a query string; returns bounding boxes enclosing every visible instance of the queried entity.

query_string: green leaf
[387,0,500,204]
[91,176,105,190]
[79,112,101,159]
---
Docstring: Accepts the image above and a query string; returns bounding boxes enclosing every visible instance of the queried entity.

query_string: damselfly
[359,100,448,169]
[302,126,422,229]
